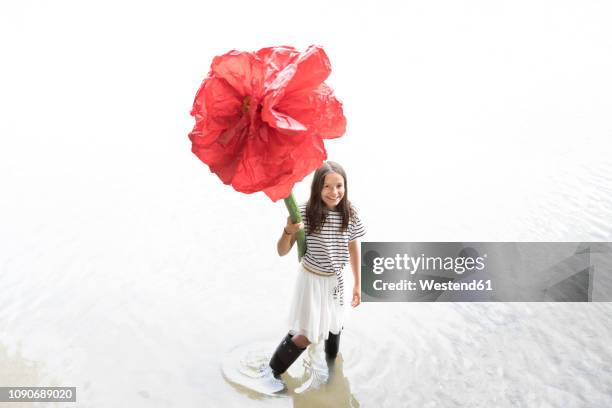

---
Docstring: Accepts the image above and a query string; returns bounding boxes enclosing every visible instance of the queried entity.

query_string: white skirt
[287,264,344,344]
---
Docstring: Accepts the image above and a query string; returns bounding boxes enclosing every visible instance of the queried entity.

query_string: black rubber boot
[324,331,341,383]
[269,333,306,378]
[324,331,341,362]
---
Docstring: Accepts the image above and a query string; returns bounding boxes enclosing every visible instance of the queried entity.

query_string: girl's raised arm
[277,217,303,256]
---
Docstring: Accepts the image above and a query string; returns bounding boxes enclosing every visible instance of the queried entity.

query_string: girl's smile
[321,172,345,210]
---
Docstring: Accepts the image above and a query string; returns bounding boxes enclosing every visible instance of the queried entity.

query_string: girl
[267,161,366,386]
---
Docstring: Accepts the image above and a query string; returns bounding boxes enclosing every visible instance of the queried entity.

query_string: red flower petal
[260,132,327,201]
[284,45,331,96]
[276,83,346,139]
[201,77,242,130]
[211,51,265,98]
[193,117,249,185]
[256,46,301,87]
[260,46,337,137]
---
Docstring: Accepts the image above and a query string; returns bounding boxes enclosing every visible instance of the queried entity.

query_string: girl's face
[321,172,345,211]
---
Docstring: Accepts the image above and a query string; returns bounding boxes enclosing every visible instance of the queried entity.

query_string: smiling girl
[266,161,366,388]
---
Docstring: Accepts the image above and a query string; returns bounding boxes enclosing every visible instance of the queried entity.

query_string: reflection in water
[224,341,360,406]
[291,354,359,408]
[0,343,42,387]
[0,343,49,408]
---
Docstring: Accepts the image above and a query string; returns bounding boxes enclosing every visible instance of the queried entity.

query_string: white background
[1,1,611,407]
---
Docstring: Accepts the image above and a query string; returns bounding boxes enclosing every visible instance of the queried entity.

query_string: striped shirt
[300,204,366,306]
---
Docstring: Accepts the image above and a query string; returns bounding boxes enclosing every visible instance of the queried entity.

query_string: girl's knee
[292,335,311,348]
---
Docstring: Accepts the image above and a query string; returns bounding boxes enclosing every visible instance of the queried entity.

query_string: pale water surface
[1,158,611,407]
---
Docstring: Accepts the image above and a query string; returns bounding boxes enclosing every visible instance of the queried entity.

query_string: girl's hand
[351,286,361,308]
[284,216,304,235]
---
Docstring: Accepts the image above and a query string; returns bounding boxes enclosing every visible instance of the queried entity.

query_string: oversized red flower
[188,45,346,202]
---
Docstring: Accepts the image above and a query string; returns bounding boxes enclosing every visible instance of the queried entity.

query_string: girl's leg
[324,330,341,361]
[291,334,311,349]
[269,332,308,378]
[324,330,342,383]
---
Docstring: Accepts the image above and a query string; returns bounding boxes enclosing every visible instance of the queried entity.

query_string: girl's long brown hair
[306,161,354,234]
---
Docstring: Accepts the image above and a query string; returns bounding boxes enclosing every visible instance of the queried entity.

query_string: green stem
[283,191,306,261]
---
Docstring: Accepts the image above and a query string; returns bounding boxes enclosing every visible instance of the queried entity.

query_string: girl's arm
[348,239,361,307]
[277,216,303,256]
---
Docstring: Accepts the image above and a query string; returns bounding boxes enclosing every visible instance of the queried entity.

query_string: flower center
[241,96,252,115]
